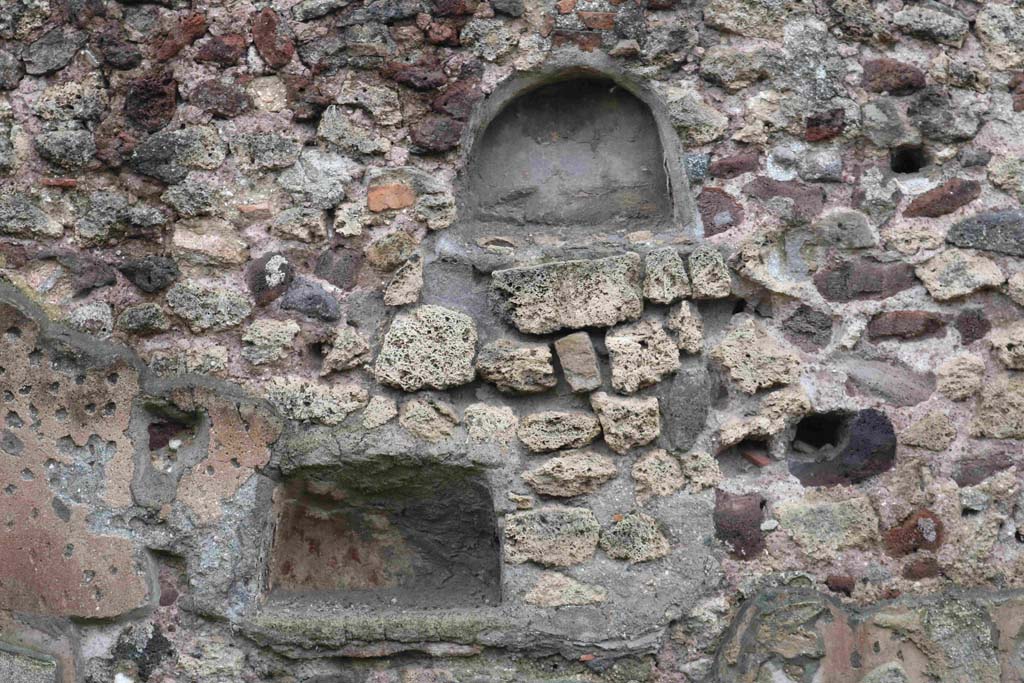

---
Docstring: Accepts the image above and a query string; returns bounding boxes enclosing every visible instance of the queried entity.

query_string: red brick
[709,152,759,179]
[862,58,926,95]
[713,490,765,560]
[551,31,602,52]
[253,8,294,69]
[578,11,616,30]
[884,510,943,557]
[903,178,981,218]
[867,310,946,340]
[368,183,417,212]
[805,108,845,142]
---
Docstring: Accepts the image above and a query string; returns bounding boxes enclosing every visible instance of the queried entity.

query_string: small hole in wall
[717,438,772,475]
[890,144,928,174]
[793,412,844,450]
[788,409,897,487]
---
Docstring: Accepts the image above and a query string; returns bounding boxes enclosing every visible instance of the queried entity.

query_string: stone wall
[1,0,1024,681]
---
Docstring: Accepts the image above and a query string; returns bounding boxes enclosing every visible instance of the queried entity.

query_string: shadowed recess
[463,78,671,228]
[267,461,501,608]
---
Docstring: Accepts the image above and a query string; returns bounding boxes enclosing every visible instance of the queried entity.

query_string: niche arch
[455,54,699,240]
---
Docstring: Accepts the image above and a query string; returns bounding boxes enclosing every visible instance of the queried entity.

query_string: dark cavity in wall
[267,460,501,608]
[890,144,928,174]
[463,78,671,229]
[788,409,896,487]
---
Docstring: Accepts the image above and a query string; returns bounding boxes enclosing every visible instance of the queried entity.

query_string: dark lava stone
[280,277,341,321]
[125,71,178,133]
[315,247,362,291]
[118,255,180,293]
[783,305,833,349]
[246,252,294,306]
[813,256,917,303]
[955,307,991,345]
[697,187,744,237]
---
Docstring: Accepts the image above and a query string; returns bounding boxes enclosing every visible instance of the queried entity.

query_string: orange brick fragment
[367,183,416,212]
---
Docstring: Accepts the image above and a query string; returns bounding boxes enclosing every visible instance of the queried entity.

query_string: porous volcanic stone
[476,339,557,394]
[666,301,704,354]
[522,450,617,498]
[777,497,879,555]
[990,322,1024,370]
[490,254,643,334]
[972,376,1024,439]
[599,511,670,563]
[504,507,600,567]
[374,305,477,391]
[399,395,460,442]
[632,449,684,502]
[711,318,802,394]
[937,354,985,401]
[947,210,1024,257]
[900,411,956,451]
[166,280,252,332]
[688,245,731,299]
[265,377,367,425]
[915,249,1004,301]
[643,247,690,304]
[590,392,660,454]
[517,411,601,453]
[606,319,680,394]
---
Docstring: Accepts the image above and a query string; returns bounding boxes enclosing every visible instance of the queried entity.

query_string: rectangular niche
[265,460,501,608]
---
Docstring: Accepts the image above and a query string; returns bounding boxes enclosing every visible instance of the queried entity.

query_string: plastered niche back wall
[2,0,1024,682]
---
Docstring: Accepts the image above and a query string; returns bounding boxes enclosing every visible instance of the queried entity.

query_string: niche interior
[265,460,501,608]
[462,77,673,230]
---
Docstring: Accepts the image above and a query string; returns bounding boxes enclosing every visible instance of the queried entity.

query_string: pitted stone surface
[490,254,643,334]
[517,411,602,453]
[5,0,1024,677]
[374,305,477,391]
[915,249,1005,301]
[711,318,802,394]
[504,507,601,567]
[606,319,680,394]
[591,392,660,454]
[522,450,617,498]
[476,339,557,394]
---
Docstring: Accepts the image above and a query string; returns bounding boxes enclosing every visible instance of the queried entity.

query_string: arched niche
[455,56,698,242]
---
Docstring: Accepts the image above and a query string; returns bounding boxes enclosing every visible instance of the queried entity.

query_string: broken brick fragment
[154,13,207,62]
[903,178,981,218]
[713,490,766,560]
[805,108,845,142]
[884,510,943,557]
[125,71,177,132]
[253,8,295,69]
